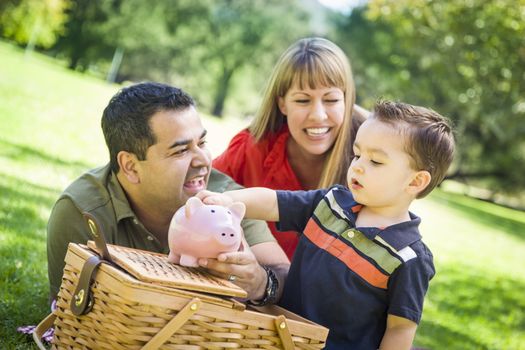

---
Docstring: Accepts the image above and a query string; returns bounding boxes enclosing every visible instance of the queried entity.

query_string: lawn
[1,40,524,349]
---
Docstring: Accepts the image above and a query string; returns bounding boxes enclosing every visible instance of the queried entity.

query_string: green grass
[1,40,524,349]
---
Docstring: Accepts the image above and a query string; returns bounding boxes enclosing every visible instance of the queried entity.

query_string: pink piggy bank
[167,196,245,267]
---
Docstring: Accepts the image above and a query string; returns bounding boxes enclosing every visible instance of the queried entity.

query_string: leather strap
[70,255,102,316]
[142,298,202,350]
[33,312,56,350]
[275,315,294,350]
[83,212,113,263]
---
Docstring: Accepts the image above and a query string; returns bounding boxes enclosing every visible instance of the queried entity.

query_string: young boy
[198,100,455,350]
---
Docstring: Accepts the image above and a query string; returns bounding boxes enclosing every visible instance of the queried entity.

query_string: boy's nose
[351,162,364,174]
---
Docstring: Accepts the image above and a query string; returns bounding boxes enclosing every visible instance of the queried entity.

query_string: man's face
[136,106,211,215]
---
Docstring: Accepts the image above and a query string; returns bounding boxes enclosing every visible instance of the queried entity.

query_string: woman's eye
[295,99,309,104]
[324,99,341,103]
[371,160,383,165]
[353,155,360,160]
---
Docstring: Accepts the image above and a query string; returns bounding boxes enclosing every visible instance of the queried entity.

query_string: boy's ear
[407,170,431,196]
[117,151,140,184]
[277,96,287,116]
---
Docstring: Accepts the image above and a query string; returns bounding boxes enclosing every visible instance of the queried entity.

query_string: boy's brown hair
[372,100,455,198]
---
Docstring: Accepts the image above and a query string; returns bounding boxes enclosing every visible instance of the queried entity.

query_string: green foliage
[336,0,525,194]
[1,40,525,349]
[0,0,69,48]
[48,0,311,117]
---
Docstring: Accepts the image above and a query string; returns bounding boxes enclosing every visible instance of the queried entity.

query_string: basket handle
[275,315,294,350]
[32,312,56,350]
[141,298,202,350]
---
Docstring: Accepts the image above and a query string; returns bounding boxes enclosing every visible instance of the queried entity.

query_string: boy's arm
[198,188,279,222]
[379,315,417,350]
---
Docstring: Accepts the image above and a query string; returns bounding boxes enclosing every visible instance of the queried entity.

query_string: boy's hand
[196,190,234,206]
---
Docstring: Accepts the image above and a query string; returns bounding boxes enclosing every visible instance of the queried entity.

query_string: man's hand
[196,190,234,206]
[198,238,268,300]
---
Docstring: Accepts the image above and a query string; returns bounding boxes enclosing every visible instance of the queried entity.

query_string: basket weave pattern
[51,245,327,349]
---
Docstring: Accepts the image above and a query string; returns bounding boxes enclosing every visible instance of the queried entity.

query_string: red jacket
[213,126,302,260]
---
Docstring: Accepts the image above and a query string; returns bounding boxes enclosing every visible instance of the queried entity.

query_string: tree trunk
[212,67,234,118]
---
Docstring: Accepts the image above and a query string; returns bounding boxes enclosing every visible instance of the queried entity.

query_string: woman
[214,37,367,260]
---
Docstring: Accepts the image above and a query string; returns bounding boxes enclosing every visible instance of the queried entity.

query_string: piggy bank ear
[185,196,204,218]
[228,201,246,220]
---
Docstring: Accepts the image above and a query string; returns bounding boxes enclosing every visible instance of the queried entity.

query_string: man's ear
[277,96,287,116]
[407,170,431,196]
[117,151,140,184]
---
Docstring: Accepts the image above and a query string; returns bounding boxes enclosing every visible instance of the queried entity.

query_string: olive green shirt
[47,164,275,300]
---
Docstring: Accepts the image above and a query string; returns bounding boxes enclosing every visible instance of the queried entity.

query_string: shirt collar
[107,170,137,222]
[332,187,422,251]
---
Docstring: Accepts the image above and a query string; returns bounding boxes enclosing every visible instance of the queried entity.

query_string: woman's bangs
[293,55,345,91]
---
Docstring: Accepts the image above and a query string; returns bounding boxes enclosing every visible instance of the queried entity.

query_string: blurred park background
[0,0,524,349]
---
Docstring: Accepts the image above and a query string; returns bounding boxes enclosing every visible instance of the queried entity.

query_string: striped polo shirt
[276,186,435,350]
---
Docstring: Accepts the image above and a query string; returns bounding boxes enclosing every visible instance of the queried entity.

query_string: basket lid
[87,241,247,298]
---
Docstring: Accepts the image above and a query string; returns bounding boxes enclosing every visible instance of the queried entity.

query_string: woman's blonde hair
[249,37,358,187]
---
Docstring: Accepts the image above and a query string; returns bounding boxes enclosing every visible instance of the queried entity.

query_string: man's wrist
[248,265,278,306]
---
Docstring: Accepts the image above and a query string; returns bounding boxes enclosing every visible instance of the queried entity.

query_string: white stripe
[325,189,347,219]
[397,246,417,262]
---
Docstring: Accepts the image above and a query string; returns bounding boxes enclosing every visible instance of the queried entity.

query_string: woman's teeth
[306,127,329,136]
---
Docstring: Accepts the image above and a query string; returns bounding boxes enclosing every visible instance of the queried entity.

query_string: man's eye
[173,148,188,156]
[199,140,207,148]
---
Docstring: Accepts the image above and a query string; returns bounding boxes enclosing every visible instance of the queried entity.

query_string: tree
[174,0,309,117]
[0,0,69,48]
[336,0,525,193]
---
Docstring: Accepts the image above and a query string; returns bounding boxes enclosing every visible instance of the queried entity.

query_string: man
[47,82,289,303]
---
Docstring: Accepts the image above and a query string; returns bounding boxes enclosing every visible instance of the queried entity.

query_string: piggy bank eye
[211,209,215,213]
[227,211,231,215]
[221,233,226,236]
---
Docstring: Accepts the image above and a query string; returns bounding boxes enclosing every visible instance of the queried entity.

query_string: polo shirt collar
[107,171,137,222]
[333,188,422,251]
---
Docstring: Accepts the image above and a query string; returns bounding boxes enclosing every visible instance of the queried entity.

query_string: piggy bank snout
[217,228,240,245]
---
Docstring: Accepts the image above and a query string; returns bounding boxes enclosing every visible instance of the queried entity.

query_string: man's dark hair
[101,82,195,173]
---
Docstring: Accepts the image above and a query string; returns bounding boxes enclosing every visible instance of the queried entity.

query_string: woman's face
[278,84,345,157]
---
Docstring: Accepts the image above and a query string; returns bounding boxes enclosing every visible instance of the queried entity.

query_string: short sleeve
[387,245,435,324]
[47,197,92,301]
[213,129,252,185]
[276,189,329,233]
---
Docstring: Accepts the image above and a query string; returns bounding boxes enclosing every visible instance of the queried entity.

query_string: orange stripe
[304,219,389,289]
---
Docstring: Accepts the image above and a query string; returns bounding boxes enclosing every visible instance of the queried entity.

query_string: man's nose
[191,147,211,168]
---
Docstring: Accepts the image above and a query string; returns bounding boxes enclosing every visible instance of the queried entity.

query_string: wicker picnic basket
[34,242,328,349]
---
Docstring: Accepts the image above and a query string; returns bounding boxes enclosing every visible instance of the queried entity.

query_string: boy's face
[347,118,419,207]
